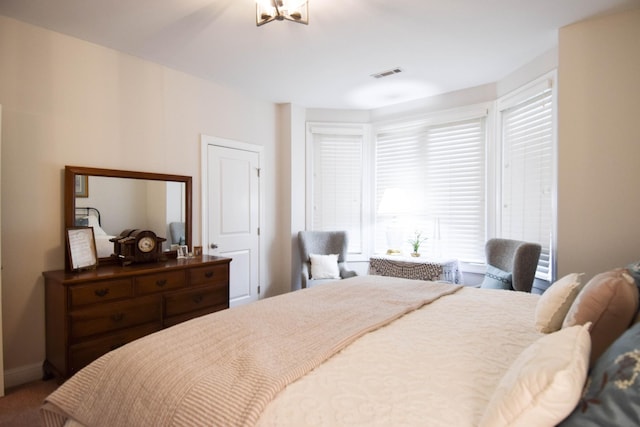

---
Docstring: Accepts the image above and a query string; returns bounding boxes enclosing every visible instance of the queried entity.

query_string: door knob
[210,243,219,249]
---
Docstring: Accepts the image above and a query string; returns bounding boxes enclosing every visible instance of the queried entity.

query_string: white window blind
[375,117,486,261]
[500,87,554,280]
[311,132,363,253]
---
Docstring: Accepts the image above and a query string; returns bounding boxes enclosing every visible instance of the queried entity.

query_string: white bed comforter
[44,277,462,427]
[46,281,542,427]
[93,235,114,258]
[257,286,542,427]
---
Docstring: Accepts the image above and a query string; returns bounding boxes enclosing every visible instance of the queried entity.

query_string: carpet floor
[0,379,58,426]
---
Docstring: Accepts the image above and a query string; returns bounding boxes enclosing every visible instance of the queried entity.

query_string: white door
[205,141,261,307]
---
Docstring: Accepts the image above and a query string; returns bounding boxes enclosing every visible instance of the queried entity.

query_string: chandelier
[256,0,309,26]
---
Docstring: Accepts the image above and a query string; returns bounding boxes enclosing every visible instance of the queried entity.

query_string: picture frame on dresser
[66,226,98,271]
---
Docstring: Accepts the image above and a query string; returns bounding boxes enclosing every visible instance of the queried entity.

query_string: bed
[74,207,115,258]
[40,270,640,427]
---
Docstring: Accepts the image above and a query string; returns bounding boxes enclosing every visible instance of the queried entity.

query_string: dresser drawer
[70,278,133,307]
[135,270,185,295]
[188,264,229,287]
[44,256,231,380]
[164,285,228,318]
[69,295,161,340]
[69,322,161,375]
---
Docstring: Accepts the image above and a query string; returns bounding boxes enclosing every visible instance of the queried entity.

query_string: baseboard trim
[4,362,43,389]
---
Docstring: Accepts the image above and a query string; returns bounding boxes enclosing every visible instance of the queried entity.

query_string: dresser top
[43,255,231,283]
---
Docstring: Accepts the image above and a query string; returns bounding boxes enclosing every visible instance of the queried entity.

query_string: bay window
[306,73,556,281]
[374,114,487,262]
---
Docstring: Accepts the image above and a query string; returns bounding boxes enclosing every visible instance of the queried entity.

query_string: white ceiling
[1,0,638,109]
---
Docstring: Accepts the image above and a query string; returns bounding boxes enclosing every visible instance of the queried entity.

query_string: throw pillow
[309,253,340,279]
[480,265,512,290]
[535,273,584,333]
[479,324,591,427]
[563,268,639,366]
[626,259,640,286]
[558,321,640,426]
[626,260,640,317]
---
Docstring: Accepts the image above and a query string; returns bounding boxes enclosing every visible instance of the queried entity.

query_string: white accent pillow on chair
[310,253,340,279]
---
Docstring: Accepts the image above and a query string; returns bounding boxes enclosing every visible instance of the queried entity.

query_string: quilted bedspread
[257,285,542,426]
[41,276,462,427]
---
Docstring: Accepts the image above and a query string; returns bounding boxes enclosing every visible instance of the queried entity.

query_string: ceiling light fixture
[256,0,309,26]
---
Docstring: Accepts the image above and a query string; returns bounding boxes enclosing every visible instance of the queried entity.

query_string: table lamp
[378,188,412,255]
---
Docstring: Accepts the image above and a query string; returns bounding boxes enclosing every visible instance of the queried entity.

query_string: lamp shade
[378,188,413,215]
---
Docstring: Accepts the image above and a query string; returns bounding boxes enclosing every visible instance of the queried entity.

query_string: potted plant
[408,231,428,257]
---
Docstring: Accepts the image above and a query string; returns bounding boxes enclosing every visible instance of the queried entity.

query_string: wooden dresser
[43,255,231,380]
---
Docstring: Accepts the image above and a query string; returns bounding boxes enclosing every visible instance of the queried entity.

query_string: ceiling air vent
[371,68,403,79]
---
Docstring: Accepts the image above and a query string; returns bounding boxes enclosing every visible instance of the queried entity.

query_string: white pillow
[309,253,340,279]
[535,273,584,333]
[479,323,591,427]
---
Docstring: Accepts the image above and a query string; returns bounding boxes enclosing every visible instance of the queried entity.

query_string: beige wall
[557,9,640,279]
[0,16,288,385]
[2,7,640,387]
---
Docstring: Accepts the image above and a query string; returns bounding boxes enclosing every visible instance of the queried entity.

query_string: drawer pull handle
[111,313,124,322]
[192,295,204,304]
[95,288,110,297]
[156,279,167,287]
[204,271,214,278]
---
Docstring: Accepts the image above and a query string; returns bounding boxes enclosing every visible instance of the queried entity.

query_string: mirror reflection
[64,166,192,269]
[74,176,186,258]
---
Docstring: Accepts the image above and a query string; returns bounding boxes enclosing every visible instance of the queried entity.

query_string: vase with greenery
[408,231,428,257]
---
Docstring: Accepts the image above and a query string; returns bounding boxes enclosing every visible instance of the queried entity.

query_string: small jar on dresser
[43,255,231,380]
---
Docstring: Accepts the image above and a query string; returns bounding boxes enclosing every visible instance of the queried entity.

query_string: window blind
[375,117,486,261]
[500,88,554,280]
[312,133,363,253]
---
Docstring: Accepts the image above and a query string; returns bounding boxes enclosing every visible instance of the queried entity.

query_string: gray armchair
[483,238,541,293]
[298,231,357,288]
[169,222,185,245]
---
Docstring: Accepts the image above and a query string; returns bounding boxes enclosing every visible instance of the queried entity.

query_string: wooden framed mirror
[64,166,192,270]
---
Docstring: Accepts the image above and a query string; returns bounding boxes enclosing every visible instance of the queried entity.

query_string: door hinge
[256,167,261,177]
[257,227,260,236]
[257,285,261,294]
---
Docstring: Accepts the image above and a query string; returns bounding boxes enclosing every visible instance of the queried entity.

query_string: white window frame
[495,70,558,282]
[372,104,492,264]
[305,122,372,262]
